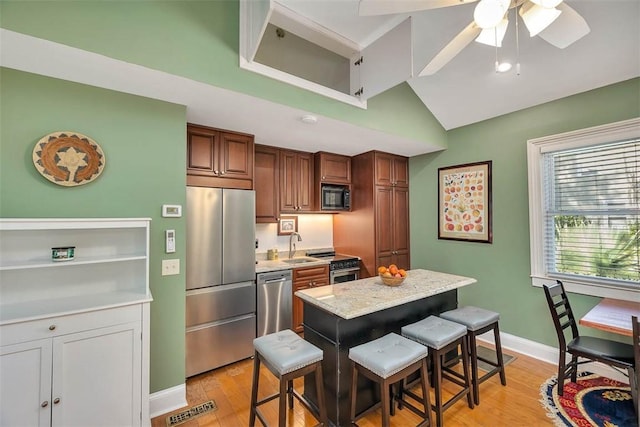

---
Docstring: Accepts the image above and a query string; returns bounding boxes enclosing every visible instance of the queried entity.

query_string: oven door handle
[331,267,360,275]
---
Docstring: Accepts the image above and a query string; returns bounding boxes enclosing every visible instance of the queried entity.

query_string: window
[527,118,639,300]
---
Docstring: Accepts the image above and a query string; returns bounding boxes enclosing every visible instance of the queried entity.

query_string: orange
[388,265,399,275]
[377,266,387,274]
[398,269,407,277]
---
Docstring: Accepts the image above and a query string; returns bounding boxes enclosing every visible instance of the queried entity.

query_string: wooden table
[579,298,640,337]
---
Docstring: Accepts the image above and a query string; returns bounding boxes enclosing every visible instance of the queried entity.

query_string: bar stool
[440,306,507,405]
[249,329,328,427]
[401,316,474,427]
[349,332,432,427]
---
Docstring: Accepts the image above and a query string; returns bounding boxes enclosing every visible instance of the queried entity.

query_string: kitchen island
[295,269,476,427]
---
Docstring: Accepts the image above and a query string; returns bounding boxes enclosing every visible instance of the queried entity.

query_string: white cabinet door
[352,17,413,100]
[0,339,52,427]
[51,322,142,427]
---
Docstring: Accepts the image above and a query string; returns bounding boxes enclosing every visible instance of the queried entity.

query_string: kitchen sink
[282,257,321,264]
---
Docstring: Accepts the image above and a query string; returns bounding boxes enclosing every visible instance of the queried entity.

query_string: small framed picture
[438,160,492,243]
[278,216,298,235]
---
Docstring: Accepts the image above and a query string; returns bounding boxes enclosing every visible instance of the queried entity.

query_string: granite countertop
[256,257,329,273]
[295,269,476,319]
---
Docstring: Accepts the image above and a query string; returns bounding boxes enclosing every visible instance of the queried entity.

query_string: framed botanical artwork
[278,215,298,235]
[438,161,492,243]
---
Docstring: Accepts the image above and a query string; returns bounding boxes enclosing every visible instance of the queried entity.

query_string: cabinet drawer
[293,265,329,281]
[0,305,141,346]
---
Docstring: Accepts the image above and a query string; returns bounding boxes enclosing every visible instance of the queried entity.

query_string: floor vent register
[166,400,217,427]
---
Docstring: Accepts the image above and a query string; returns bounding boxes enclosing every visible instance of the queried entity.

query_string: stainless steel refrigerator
[185,187,256,377]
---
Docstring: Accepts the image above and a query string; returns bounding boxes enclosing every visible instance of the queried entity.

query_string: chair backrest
[543,280,580,353]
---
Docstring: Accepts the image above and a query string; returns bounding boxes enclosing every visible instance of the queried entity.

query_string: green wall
[0,0,447,150]
[409,78,640,347]
[0,68,187,393]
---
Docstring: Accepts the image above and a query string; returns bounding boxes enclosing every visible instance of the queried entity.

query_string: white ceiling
[278,0,640,130]
[1,1,638,158]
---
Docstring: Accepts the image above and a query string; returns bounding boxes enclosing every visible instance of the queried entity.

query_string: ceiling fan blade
[359,0,478,17]
[419,21,481,76]
[538,3,590,48]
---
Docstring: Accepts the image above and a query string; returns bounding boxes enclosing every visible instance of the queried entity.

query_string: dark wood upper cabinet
[374,152,408,187]
[315,152,351,184]
[255,145,280,223]
[186,123,254,189]
[333,150,410,278]
[280,149,313,213]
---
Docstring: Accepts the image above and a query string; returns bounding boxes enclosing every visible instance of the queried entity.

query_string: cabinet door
[392,187,410,260]
[280,150,298,212]
[374,152,394,187]
[187,125,219,177]
[292,281,309,334]
[51,322,142,427]
[219,132,254,180]
[392,156,409,187]
[297,153,314,211]
[375,186,394,261]
[317,152,351,184]
[255,145,280,223]
[0,339,52,427]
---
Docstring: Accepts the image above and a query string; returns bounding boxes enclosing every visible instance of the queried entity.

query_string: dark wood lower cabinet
[292,265,329,333]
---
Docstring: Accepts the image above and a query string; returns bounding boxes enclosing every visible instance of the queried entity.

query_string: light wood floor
[151,346,558,427]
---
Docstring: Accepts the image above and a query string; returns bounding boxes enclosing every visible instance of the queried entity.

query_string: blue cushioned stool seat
[439,306,499,331]
[253,329,323,375]
[402,316,468,349]
[249,329,328,427]
[349,333,432,427]
[401,316,474,427]
[440,306,507,406]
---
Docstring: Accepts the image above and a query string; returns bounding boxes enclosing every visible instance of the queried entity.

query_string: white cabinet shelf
[0,218,151,426]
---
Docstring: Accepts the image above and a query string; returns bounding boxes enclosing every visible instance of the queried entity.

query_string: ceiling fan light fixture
[520,3,562,37]
[475,18,509,47]
[473,0,509,29]
[497,61,512,72]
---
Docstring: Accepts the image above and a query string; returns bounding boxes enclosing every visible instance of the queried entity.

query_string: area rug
[540,371,637,427]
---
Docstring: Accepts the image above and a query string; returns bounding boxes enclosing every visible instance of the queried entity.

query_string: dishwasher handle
[263,277,287,284]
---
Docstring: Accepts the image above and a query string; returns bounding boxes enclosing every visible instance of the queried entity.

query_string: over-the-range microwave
[321,184,350,211]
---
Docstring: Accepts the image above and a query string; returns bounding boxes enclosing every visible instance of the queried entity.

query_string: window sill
[531,274,640,302]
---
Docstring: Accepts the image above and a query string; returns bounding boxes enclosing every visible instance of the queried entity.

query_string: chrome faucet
[289,232,302,259]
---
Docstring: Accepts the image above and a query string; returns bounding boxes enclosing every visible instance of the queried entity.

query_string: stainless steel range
[306,249,360,284]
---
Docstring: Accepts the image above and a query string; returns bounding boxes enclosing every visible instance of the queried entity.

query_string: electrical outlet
[162,259,180,276]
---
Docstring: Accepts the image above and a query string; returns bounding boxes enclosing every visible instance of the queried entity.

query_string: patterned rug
[540,372,637,427]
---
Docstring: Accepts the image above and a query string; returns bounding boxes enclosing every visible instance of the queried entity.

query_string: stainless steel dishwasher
[256,270,292,336]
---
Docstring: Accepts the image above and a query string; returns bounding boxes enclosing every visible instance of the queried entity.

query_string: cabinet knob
[214,170,219,175]
[220,170,226,175]
[41,401,49,408]
[53,398,60,404]
[49,325,56,331]
[322,176,326,180]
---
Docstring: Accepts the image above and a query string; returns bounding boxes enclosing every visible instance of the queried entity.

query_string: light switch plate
[162,259,180,276]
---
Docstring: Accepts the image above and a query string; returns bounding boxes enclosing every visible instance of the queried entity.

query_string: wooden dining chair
[543,280,635,396]
[632,315,639,418]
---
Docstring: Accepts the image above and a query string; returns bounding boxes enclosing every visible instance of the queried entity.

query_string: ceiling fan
[359,0,590,76]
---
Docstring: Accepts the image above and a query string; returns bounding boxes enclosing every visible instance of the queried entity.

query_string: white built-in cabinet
[239,0,413,107]
[0,218,152,427]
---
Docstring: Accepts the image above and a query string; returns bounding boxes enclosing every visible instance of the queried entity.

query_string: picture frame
[438,161,492,243]
[278,216,298,235]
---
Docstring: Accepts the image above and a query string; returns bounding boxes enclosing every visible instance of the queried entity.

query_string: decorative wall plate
[33,131,105,186]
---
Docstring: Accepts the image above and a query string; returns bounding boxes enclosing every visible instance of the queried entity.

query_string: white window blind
[542,138,639,287]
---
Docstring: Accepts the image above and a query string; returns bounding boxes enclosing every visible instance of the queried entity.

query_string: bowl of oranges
[377,264,407,286]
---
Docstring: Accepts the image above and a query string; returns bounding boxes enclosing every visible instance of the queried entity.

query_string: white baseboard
[478,331,630,384]
[149,383,187,419]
